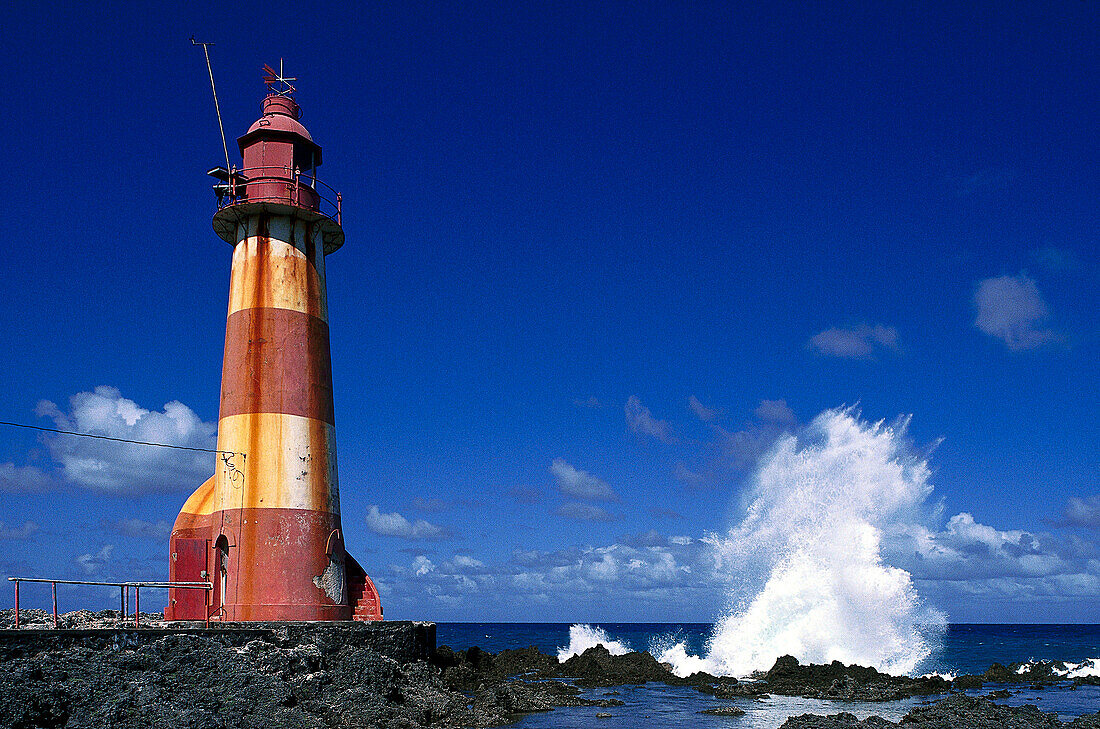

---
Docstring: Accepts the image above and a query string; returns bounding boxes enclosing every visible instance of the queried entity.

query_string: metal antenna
[191,37,232,174]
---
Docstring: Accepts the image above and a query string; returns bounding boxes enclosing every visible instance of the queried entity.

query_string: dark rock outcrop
[953,674,984,690]
[559,644,676,687]
[780,712,895,728]
[762,654,950,701]
[780,695,1100,729]
[696,679,771,698]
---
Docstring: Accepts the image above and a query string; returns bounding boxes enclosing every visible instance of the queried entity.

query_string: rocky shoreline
[1,609,1098,728]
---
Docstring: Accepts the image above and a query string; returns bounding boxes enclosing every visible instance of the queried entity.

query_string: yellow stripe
[177,474,217,517]
[214,412,339,513]
[227,236,328,319]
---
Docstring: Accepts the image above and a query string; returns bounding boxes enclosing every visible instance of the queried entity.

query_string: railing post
[120,585,125,620]
[52,582,58,629]
[13,581,19,629]
[337,193,342,226]
[124,585,128,620]
[135,587,140,628]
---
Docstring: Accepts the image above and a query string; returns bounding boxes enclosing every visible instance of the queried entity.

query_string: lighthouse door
[169,538,207,619]
[214,535,229,611]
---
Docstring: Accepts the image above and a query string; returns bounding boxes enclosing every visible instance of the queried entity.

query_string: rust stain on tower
[165,68,382,622]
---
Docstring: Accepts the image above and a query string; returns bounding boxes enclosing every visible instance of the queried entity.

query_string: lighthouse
[165,69,382,622]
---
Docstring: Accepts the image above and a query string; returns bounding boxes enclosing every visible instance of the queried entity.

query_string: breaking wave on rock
[557,624,631,661]
[658,407,947,678]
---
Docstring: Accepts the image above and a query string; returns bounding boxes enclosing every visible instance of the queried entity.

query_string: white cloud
[382,534,715,615]
[973,273,1059,350]
[508,540,702,594]
[556,502,616,522]
[808,324,899,359]
[449,555,486,571]
[550,459,619,501]
[35,386,217,494]
[1060,496,1100,529]
[689,396,720,423]
[365,505,449,540]
[105,518,171,540]
[0,462,57,493]
[76,545,114,575]
[885,512,1075,582]
[754,399,796,425]
[625,396,674,442]
[0,521,38,539]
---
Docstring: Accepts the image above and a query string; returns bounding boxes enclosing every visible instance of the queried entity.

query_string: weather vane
[263,59,297,96]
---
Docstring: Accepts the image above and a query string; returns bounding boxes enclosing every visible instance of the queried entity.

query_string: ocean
[436,622,1100,727]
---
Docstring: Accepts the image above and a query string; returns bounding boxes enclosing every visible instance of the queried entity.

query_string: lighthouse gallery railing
[215,166,342,227]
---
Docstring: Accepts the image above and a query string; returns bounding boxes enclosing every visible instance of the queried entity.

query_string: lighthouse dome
[245,108,314,142]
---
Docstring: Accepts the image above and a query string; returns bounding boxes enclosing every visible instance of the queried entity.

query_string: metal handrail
[8,576,212,630]
[215,165,342,227]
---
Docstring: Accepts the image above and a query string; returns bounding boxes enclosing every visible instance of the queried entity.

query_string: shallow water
[523,684,1100,728]
[435,622,1100,725]
[514,682,1100,729]
[518,684,931,729]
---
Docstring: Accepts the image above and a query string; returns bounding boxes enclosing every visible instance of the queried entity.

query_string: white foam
[660,408,946,679]
[651,636,712,677]
[557,624,631,661]
[1057,659,1100,678]
[922,671,957,681]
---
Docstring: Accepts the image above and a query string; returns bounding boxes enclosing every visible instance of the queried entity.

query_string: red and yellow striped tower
[166,74,381,622]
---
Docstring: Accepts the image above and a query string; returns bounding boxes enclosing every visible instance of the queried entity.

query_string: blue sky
[0,2,1097,623]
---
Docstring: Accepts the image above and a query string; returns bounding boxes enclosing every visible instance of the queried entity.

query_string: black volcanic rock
[902,694,1063,728]
[953,674,985,690]
[699,705,746,716]
[559,644,675,687]
[780,695,1100,729]
[983,662,1016,682]
[762,654,950,701]
[780,712,894,728]
[0,618,565,729]
[696,679,771,698]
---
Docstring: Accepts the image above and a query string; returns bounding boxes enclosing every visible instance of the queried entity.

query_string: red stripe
[212,507,350,620]
[219,307,335,424]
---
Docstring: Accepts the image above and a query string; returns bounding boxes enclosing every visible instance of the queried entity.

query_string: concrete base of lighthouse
[1,621,433,663]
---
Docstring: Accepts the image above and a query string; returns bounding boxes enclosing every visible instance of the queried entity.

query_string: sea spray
[659,407,946,678]
[558,624,631,660]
